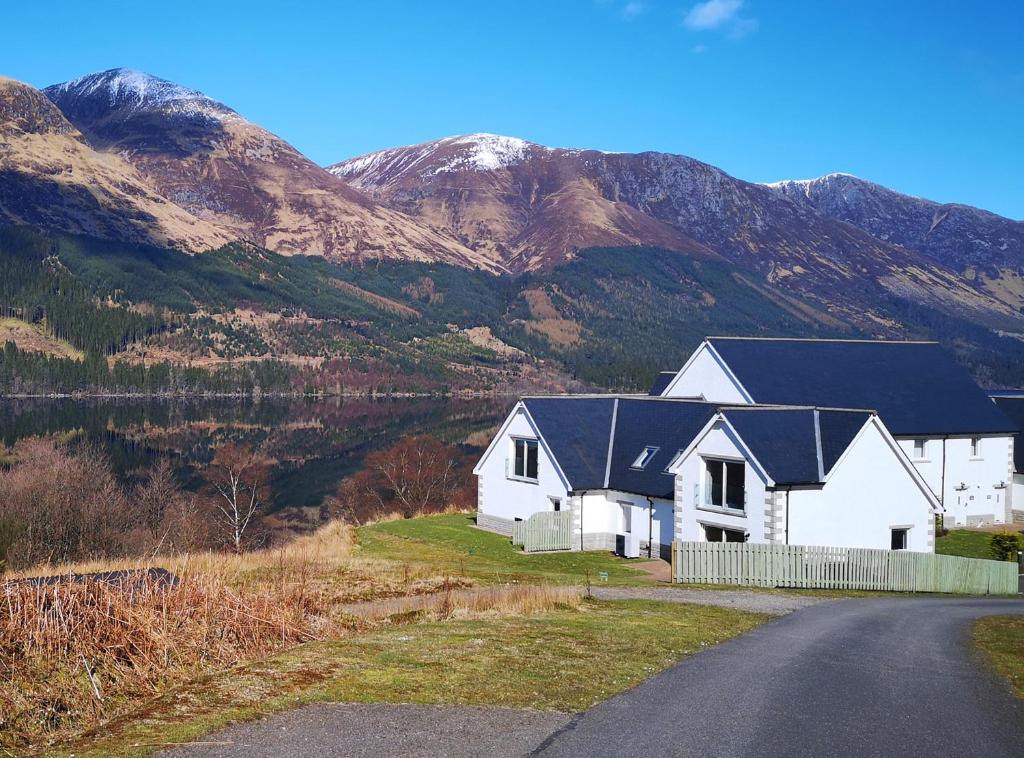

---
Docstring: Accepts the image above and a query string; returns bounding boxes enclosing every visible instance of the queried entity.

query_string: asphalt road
[536,597,1024,758]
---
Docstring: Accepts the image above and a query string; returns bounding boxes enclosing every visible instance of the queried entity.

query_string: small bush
[989,531,1023,562]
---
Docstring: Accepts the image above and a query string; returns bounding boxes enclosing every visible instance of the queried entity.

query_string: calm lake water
[0,397,510,513]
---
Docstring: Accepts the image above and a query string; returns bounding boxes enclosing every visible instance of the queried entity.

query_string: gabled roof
[607,400,717,498]
[647,371,677,396]
[706,338,1016,437]
[518,396,870,497]
[991,395,1024,473]
[521,396,717,498]
[520,397,616,489]
[721,407,870,486]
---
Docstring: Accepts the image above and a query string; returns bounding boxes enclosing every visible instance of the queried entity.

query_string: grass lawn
[937,530,998,559]
[358,513,651,585]
[974,615,1024,699]
[65,599,768,757]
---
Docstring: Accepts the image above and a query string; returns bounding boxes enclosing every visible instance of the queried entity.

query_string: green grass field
[358,513,651,585]
[937,529,994,559]
[974,615,1024,699]
[67,599,767,757]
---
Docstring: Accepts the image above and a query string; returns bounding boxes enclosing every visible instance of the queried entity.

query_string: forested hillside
[2,225,1023,395]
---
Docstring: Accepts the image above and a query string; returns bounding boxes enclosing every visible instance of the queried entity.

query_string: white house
[991,393,1024,524]
[657,338,1018,527]
[475,395,939,556]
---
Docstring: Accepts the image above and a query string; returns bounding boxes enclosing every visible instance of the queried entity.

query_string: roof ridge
[524,394,713,404]
[603,398,619,489]
[720,404,876,413]
[813,409,825,482]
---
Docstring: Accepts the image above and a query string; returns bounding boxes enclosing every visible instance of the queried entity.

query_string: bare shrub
[0,439,133,569]
[323,435,474,524]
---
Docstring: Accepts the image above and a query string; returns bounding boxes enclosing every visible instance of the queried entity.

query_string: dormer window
[631,446,659,470]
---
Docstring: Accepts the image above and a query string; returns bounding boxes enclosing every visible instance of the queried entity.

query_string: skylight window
[631,446,659,470]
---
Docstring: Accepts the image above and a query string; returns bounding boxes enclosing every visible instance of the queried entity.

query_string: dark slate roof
[818,409,871,473]
[520,396,870,496]
[647,371,676,396]
[607,399,718,499]
[991,396,1024,473]
[521,397,615,489]
[722,407,871,485]
[708,338,1017,437]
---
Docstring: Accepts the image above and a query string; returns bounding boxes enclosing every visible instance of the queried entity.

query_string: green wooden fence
[512,511,574,553]
[672,541,1018,595]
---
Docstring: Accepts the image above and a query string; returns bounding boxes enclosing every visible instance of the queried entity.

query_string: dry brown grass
[0,520,577,752]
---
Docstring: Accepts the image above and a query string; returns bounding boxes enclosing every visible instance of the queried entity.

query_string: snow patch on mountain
[763,172,861,190]
[439,133,538,171]
[45,68,240,122]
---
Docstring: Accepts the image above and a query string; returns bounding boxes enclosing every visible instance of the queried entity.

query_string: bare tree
[324,435,472,524]
[203,444,270,552]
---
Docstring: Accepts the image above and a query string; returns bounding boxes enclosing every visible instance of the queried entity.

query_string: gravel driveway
[588,585,825,615]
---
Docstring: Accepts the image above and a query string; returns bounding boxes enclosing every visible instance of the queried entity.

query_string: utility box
[615,532,641,559]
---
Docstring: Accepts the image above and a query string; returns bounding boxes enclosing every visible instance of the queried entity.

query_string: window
[912,439,927,459]
[704,458,746,510]
[512,438,538,481]
[704,525,747,543]
[631,446,659,470]
[620,503,633,534]
[550,497,562,512]
[970,437,981,458]
[891,528,908,551]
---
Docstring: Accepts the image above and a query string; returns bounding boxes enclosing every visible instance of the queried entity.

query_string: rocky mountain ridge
[38,70,501,270]
[330,133,1024,328]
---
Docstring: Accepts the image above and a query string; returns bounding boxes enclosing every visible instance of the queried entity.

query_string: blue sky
[5,1,1022,218]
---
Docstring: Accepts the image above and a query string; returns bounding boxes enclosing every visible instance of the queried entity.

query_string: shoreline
[0,389,523,401]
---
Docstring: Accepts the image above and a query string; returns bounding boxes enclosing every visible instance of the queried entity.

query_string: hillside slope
[766,173,1024,308]
[44,70,500,270]
[330,134,1023,328]
[0,77,230,251]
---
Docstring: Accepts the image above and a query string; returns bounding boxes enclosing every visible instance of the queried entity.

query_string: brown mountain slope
[43,70,499,271]
[330,133,1024,325]
[0,77,230,251]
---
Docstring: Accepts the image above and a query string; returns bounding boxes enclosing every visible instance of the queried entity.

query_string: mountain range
[1,68,1023,391]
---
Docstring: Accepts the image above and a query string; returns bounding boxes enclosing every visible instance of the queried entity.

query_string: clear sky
[5,1,1022,218]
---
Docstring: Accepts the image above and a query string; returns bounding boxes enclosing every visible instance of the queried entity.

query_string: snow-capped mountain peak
[439,133,538,171]
[763,172,861,190]
[330,132,552,184]
[44,68,238,122]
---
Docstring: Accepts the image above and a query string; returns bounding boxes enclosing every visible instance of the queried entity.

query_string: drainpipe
[784,487,791,545]
[646,496,655,559]
[576,491,586,551]
[940,435,949,509]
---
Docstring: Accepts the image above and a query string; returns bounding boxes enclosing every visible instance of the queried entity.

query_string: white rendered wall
[476,408,568,523]
[672,421,769,543]
[788,421,934,552]
[586,491,674,545]
[1013,474,1024,520]
[662,344,750,403]
[896,435,1013,526]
